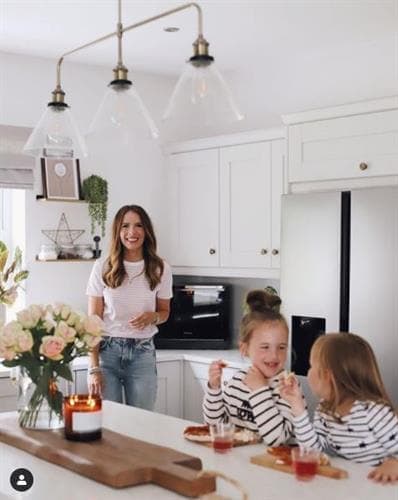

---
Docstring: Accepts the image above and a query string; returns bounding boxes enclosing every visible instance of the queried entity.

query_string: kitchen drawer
[288,109,398,183]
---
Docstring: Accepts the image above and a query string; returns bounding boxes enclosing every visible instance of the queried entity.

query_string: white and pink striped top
[86,258,172,339]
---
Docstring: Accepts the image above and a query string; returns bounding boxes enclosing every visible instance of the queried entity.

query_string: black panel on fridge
[291,316,326,376]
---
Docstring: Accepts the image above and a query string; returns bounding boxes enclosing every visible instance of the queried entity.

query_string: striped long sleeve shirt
[203,369,295,446]
[293,401,398,465]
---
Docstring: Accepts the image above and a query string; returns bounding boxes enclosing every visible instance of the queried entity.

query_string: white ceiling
[1,0,397,77]
[1,0,397,134]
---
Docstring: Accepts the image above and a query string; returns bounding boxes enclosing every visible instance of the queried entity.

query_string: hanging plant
[82,175,108,237]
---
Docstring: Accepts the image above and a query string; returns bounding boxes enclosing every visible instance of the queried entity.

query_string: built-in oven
[154,284,232,349]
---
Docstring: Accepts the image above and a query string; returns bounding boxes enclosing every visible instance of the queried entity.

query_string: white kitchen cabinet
[154,359,182,418]
[167,130,286,276]
[183,360,238,423]
[220,140,283,269]
[283,97,398,191]
[0,377,17,412]
[168,149,219,267]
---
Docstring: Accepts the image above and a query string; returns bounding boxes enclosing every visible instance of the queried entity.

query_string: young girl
[203,289,297,446]
[280,333,398,484]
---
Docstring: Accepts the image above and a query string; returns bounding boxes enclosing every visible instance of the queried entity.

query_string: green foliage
[82,175,108,237]
[0,242,29,306]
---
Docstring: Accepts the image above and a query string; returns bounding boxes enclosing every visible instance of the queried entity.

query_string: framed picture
[41,158,82,201]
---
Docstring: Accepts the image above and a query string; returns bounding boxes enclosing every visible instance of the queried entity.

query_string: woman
[86,205,172,409]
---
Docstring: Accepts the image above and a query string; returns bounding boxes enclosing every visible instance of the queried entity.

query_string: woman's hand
[208,359,227,390]
[129,312,157,330]
[88,372,103,396]
[279,373,306,417]
[243,366,268,391]
[367,457,398,484]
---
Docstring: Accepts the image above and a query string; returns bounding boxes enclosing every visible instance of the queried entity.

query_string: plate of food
[183,425,261,447]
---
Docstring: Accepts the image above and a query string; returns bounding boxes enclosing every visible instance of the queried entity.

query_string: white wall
[0,51,175,311]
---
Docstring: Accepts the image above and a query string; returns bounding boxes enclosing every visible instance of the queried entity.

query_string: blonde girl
[203,290,296,446]
[280,333,398,484]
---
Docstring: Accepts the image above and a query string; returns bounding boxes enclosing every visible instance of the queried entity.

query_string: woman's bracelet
[88,366,102,375]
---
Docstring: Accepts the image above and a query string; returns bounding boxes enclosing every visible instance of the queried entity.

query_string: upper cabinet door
[169,149,219,267]
[220,142,272,268]
[288,109,398,184]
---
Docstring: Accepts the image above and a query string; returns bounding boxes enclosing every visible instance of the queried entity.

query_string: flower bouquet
[0,303,103,429]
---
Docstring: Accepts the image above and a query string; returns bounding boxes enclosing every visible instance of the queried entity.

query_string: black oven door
[154,285,231,349]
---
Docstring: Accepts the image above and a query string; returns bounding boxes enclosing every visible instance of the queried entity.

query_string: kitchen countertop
[0,401,395,500]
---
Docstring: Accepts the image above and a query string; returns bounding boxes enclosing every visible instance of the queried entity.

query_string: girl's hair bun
[246,288,281,314]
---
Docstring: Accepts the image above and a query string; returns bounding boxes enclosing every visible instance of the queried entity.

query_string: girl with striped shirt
[203,290,296,446]
[280,333,398,484]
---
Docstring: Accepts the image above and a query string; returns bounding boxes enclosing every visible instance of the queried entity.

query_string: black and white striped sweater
[293,401,398,465]
[203,369,295,446]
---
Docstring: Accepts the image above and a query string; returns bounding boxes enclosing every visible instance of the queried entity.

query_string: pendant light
[23,1,243,158]
[24,86,87,159]
[163,35,244,125]
[87,1,159,142]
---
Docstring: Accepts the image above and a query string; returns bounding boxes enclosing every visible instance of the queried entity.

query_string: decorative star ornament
[42,213,85,245]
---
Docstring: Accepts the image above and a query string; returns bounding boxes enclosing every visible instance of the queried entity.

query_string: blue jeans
[99,336,157,410]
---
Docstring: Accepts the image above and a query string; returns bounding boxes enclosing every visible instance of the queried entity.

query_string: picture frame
[41,158,82,201]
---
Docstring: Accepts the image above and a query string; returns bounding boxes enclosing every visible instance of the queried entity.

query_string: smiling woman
[86,205,172,410]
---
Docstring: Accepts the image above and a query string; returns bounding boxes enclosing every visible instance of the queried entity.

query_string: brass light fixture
[24,1,244,158]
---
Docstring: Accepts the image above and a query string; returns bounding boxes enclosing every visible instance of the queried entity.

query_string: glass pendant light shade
[88,82,159,143]
[23,104,87,158]
[163,60,244,125]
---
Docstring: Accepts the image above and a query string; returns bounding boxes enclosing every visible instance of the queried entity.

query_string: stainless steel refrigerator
[280,186,398,411]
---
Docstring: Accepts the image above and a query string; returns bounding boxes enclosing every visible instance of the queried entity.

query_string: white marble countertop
[0,401,395,500]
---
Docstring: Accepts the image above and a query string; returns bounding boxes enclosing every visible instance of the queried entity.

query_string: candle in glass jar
[63,394,102,441]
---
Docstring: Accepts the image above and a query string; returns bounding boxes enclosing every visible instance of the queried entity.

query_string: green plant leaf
[53,363,73,381]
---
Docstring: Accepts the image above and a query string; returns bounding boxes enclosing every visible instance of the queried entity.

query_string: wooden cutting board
[250,453,349,480]
[0,415,216,497]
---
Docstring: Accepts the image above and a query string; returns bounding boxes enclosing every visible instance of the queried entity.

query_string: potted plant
[82,175,108,237]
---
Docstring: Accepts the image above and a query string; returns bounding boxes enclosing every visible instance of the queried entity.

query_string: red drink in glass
[291,447,319,481]
[213,436,233,453]
[210,422,235,454]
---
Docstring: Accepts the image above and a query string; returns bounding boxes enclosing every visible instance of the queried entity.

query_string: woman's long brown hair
[313,333,395,415]
[102,205,164,290]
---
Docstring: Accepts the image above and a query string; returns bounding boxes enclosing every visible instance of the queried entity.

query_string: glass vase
[17,367,64,430]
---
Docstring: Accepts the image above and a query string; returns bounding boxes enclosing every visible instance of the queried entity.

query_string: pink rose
[1,321,24,347]
[39,335,65,361]
[82,334,101,348]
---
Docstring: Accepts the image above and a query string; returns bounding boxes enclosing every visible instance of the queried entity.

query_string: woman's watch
[152,312,160,325]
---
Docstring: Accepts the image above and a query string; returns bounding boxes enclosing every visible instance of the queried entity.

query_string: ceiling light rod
[52,2,206,105]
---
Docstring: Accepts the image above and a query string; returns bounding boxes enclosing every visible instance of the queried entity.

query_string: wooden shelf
[36,195,87,203]
[35,257,97,262]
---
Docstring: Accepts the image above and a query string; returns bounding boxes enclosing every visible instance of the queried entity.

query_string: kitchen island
[0,401,395,499]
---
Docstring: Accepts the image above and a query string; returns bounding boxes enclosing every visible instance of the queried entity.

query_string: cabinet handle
[260,249,268,255]
[359,162,368,171]
[272,249,279,256]
[209,248,216,255]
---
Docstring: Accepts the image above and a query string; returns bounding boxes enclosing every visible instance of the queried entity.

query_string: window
[0,188,26,323]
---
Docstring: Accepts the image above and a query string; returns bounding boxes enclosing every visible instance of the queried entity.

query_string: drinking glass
[291,447,320,481]
[209,422,235,453]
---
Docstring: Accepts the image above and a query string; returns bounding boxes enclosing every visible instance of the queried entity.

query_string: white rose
[1,321,24,347]
[0,341,16,361]
[29,304,46,324]
[82,333,101,348]
[61,305,71,320]
[15,330,34,352]
[55,321,76,343]
[16,309,35,329]
[83,315,103,336]
[66,311,80,327]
